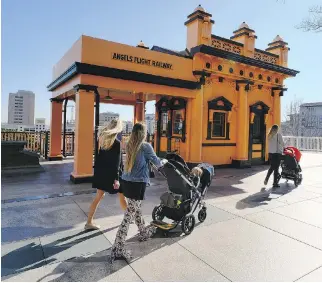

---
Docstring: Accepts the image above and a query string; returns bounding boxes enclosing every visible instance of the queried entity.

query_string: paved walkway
[2,153,322,281]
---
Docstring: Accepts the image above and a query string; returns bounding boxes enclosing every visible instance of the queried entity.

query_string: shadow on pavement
[235,181,297,210]
[2,163,272,281]
[36,229,188,282]
[2,222,202,281]
[1,226,75,243]
[1,226,118,278]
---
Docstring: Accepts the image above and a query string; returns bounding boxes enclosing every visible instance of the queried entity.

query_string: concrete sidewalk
[2,152,322,281]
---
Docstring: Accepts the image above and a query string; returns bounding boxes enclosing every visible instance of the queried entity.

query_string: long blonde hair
[191,167,203,177]
[98,119,122,150]
[125,122,146,172]
[268,124,279,139]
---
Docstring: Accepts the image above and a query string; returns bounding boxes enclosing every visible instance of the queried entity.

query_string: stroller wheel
[198,208,207,223]
[294,178,299,188]
[152,205,164,221]
[181,215,195,235]
[299,174,303,185]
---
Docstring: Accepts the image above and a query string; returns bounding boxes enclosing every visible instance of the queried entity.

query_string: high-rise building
[99,112,119,126]
[145,114,155,134]
[8,90,35,125]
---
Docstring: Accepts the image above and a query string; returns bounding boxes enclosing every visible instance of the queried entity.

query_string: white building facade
[35,118,47,132]
[299,102,322,137]
[1,123,48,132]
[145,114,155,134]
[122,121,133,134]
[8,90,35,125]
[99,112,119,126]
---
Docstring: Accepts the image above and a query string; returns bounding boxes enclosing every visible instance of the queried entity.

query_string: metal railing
[283,136,322,152]
[1,131,155,158]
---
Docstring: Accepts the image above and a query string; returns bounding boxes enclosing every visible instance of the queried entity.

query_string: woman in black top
[85,119,126,230]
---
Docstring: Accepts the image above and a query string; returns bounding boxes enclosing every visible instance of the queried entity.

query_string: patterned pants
[110,198,156,262]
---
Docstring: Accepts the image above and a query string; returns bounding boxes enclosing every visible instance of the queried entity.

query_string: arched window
[207,96,233,139]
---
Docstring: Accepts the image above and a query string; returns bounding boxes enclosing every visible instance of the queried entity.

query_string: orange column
[134,93,145,123]
[234,81,249,167]
[188,86,203,164]
[133,102,136,124]
[70,90,95,183]
[48,100,63,160]
[134,103,144,123]
[273,90,281,126]
[154,95,160,152]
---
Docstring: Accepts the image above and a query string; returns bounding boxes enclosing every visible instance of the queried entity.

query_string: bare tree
[282,96,303,136]
[296,5,322,33]
[276,1,322,33]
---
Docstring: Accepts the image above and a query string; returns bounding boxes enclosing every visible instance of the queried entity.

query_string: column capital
[235,80,254,91]
[73,84,98,93]
[271,87,287,97]
[193,71,210,88]
[50,97,64,103]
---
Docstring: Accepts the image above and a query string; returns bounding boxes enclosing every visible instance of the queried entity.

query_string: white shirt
[268,132,284,154]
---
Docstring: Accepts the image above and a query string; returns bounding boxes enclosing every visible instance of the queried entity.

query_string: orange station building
[47,5,299,183]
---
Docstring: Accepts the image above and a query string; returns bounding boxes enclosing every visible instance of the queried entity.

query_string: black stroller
[277,146,303,187]
[150,153,212,236]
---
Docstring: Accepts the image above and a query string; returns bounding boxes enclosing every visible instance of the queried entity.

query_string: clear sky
[1,0,321,124]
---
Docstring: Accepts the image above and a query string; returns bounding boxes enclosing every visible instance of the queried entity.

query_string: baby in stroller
[277,146,303,187]
[191,165,213,196]
[151,153,214,236]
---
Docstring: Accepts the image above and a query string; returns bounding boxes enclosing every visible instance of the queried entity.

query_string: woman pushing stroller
[110,122,162,262]
[264,124,285,188]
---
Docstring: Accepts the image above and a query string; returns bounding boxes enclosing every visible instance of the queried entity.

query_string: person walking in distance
[264,124,285,188]
[110,122,162,262]
[85,119,126,231]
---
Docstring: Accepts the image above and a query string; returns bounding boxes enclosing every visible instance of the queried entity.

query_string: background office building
[145,114,155,134]
[8,90,35,125]
[99,111,119,126]
[122,121,133,134]
[35,118,47,132]
[299,102,322,137]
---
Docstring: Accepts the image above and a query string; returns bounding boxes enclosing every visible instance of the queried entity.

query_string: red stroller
[277,146,303,187]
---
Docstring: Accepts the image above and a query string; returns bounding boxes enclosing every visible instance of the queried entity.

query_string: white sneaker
[84,223,101,230]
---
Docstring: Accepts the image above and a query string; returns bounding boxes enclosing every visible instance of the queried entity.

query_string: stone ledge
[1,165,45,177]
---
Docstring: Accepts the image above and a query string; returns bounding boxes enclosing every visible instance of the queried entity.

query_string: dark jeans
[265,153,282,185]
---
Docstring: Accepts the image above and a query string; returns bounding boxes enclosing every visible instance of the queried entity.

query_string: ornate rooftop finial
[138,40,145,47]
[273,35,284,42]
[137,40,148,49]
[194,4,205,12]
[239,22,250,29]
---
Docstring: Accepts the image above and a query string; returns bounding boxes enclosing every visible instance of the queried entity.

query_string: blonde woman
[110,122,161,262]
[85,119,127,230]
[264,124,285,188]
